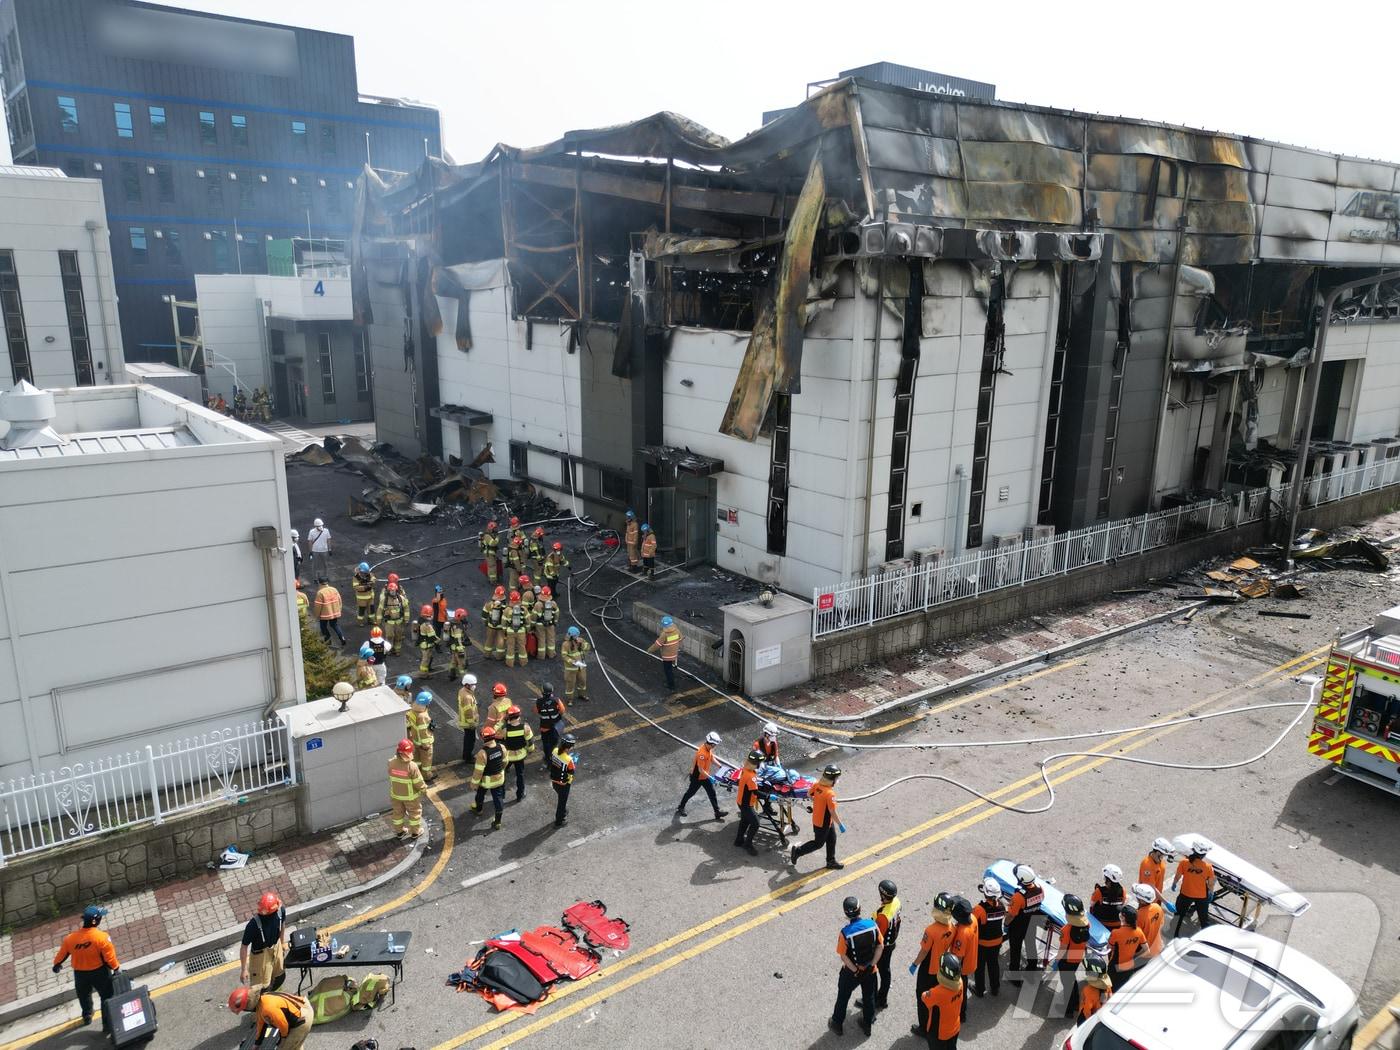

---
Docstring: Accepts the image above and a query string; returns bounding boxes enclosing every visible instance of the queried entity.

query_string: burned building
[352,78,1400,599]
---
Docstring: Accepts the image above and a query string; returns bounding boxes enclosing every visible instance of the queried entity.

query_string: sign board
[817,592,835,611]
[717,507,739,525]
[120,999,148,1031]
[755,644,782,670]
[305,737,324,752]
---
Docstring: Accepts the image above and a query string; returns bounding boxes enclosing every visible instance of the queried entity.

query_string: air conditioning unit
[994,533,1023,549]
[976,229,1036,262]
[1022,524,1055,544]
[911,546,945,569]
[879,558,914,575]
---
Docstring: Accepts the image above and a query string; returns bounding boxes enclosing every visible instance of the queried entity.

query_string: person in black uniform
[830,896,884,1037]
[548,734,577,828]
[536,684,566,769]
[1005,863,1045,981]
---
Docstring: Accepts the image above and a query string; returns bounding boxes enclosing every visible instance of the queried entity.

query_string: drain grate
[183,947,227,977]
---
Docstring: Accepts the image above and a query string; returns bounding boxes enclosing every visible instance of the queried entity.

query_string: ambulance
[1307,604,1400,793]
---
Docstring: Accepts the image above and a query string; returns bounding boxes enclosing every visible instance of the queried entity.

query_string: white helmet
[313,518,324,527]
[705,731,721,745]
[1102,864,1123,884]
[981,877,1002,898]
[1013,864,1036,885]
[290,528,299,540]
[1152,837,1174,856]
[762,721,778,738]
[462,673,477,686]
[1192,838,1211,856]
[1131,883,1156,904]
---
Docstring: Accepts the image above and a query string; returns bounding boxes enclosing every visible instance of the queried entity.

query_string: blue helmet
[414,691,433,706]
[625,509,635,519]
[82,905,108,922]
[395,675,413,689]
[434,584,444,594]
[357,561,370,573]
[567,625,581,637]
[359,643,373,659]
[660,615,673,627]
[641,523,650,532]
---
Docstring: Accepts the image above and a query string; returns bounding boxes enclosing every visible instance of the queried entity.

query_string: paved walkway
[765,589,1177,719]
[0,818,404,1009]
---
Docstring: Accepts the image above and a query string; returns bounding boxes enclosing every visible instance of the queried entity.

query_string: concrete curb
[747,600,1204,725]
[0,829,429,1029]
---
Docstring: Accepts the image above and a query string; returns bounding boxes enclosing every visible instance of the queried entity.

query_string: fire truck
[1307,604,1400,793]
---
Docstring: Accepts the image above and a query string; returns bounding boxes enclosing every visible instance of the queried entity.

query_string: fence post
[145,745,163,825]
[282,718,296,786]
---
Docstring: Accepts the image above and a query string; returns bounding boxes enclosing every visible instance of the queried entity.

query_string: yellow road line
[430,645,1327,1049]
[1356,986,1400,1049]
[583,696,731,745]
[0,790,458,1050]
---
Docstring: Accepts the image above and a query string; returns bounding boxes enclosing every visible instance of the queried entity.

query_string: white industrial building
[0,381,303,780]
[0,165,124,388]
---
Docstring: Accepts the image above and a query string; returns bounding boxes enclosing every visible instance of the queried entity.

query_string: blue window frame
[113,102,133,138]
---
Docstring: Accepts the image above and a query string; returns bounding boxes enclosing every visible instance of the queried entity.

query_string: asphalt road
[7,465,1399,1050]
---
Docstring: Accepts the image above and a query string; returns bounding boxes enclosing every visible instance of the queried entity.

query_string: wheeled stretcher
[715,761,814,847]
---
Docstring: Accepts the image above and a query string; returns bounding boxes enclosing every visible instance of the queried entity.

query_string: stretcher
[714,761,814,847]
[1170,833,1310,929]
[984,859,1113,965]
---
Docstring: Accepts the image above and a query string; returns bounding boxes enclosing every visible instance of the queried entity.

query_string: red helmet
[481,726,496,740]
[228,987,252,1012]
[507,704,521,718]
[493,586,505,598]
[518,574,531,586]
[533,527,545,538]
[508,590,520,602]
[454,608,467,620]
[420,605,433,618]
[294,579,302,590]
[492,682,507,697]
[370,626,383,639]
[509,517,520,527]
[257,892,282,915]
[486,520,498,530]
[396,738,414,756]
[540,586,553,598]
[387,572,399,584]
[552,541,563,551]
[511,535,523,546]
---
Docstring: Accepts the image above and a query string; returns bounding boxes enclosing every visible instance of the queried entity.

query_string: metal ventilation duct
[0,381,66,450]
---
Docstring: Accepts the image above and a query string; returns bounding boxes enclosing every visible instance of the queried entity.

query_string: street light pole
[1282,269,1399,564]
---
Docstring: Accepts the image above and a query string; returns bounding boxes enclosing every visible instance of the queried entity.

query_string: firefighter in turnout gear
[508,515,525,548]
[972,877,1005,998]
[506,534,526,590]
[640,522,658,578]
[393,674,414,705]
[543,542,569,587]
[830,896,884,1037]
[536,684,567,764]
[413,605,439,676]
[351,562,377,625]
[517,573,537,608]
[534,586,561,658]
[446,608,470,678]
[561,626,590,700]
[294,579,308,622]
[549,733,576,827]
[387,738,426,838]
[1005,864,1045,978]
[501,706,535,800]
[457,674,479,764]
[480,520,501,583]
[504,591,532,667]
[624,509,640,569]
[376,574,410,654]
[648,615,682,690]
[407,691,436,782]
[487,682,513,733]
[483,586,506,660]
[470,726,507,829]
[528,526,546,576]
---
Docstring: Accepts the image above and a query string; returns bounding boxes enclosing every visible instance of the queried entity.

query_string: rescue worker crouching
[830,895,884,1037]
[376,573,410,654]
[387,738,426,839]
[457,674,479,764]
[446,608,470,679]
[52,905,120,1029]
[790,764,844,870]
[972,877,1005,998]
[676,731,728,821]
[470,726,507,830]
[413,605,439,676]
[549,733,577,828]
[228,985,314,1050]
[501,705,535,801]
[919,953,964,1050]
[407,691,436,782]
[560,625,590,700]
[351,562,376,626]
[239,892,287,992]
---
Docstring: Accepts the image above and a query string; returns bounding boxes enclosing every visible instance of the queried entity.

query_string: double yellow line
[430,645,1326,1050]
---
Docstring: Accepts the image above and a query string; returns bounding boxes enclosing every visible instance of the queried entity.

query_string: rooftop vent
[0,381,66,450]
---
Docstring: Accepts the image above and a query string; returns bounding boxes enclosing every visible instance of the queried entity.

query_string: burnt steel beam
[513,162,793,220]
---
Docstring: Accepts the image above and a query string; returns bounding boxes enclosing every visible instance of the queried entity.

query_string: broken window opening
[666,260,775,332]
[766,392,791,555]
[1095,262,1133,519]
[965,271,1006,551]
[885,258,923,561]
[1037,264,1073,525]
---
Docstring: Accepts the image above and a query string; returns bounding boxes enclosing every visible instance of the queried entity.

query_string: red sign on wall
[817,592,835,611]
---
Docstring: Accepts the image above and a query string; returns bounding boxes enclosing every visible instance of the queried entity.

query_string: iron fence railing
[0,719,294,866]
[813,457,1400,639]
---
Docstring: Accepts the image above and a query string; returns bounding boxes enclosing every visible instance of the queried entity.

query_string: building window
[326,185,343,217]
[237,172,254,211]
[231,113,248,147]
[5,28,18,74]
[766,393,791,556]
[238,236,265,275]
[509,441,527,478]
[290,120,307,155]
[120,160,141,203]
[353,330,370,398]
[600,468,631,504]
[199,110,217,145]
[0,250,32,384]
[113,101,133,138]
[128,227,148,264]
[58,95,78,132]
[57,251,94,385]
[295,174,311,211]
[205,168,224,208]
[209,229,230,271]
[164,229,183,264]
[320,124,336,156]
[61,158,85,178]
[317,331,335,403]
[148,105,166,141]
[155,163,174,203]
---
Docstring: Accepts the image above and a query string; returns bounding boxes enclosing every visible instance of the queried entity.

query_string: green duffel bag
[306,974,357,1025]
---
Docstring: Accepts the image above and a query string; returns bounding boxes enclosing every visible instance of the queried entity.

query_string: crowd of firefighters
[204,386,274,423]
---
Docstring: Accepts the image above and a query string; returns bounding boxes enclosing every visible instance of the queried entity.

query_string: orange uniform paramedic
[911,893,957,1035]
[1139,837,1172,898]
[229,986,314,1049]
[1107,905,1146,989]
[1170,839,1216,936]
[733,749,762,855]
[919,953,964,1049]
[1078,954,1113,1024]
[1132,883,1166,956]
[790,764,843,871]
[675,731,727,821]
[52,905,120,1028]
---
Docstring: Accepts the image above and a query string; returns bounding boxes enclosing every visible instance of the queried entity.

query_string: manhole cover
[183,948,227,977]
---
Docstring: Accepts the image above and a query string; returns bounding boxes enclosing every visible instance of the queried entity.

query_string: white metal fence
[813,457,1400,639]
[0,719,294,866]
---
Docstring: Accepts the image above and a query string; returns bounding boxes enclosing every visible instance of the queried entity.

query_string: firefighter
[483,586,506,660]
[351,562,376,625]
[393,673,414,705]
[228,986,314,1050]
[470,726,507,830]
[501,705,535,801]
[480,520,501,584]
[536,684,567,764]
[647,615,682,690]
[528,526,546,576]
[830,895,883,1037]
[354,652,377,690]
[1132,883,1166,957]
[407,691,436,782]
[949,896,978,1020]
[377,573,410,654]
[239,891,287,992]
[542,541,570,588]
[920,953,964,1050]
[446,608,470,678]
[1053,894,1092,1018]
[503,591,531,668]
[505,534,526,591]
[430,584,449,646]
[868,879,902,1013]
[624,509,640,569]
[1107,904,1146,990]
[1078,952,1113,1024]
[910,893,956,1036]
[52,905,120,1029]
[413,604,439,676]
[387,737,426,838]
[364,626,389,686]
[1139,837,1173,900]
[534,586,561,658]
[518,573,537,609]
[457,674,479,764]
[1090,864,1126,928]
[294,578,308,622]
[1005,863,1045,979]
[790,764,844,870]
[314,578,347,646]
[290,528,302,580]
[972,877,1005,998]
[640,522,658,578]
[753,721,780,763]
[487,682,513,733]
[1170,839,1216,937]
[508,515,525,548]
[676,731,728,820]
[549,733,577,828]
[560,625,590,700]
[733,748,762,855]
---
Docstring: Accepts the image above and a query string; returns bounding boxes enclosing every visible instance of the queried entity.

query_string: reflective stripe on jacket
[388,757,424,801]
[457,689,478,729]
[407,710,433,746]
[502,722,534,762]
[314,586,342,620]
[378,590,409,621]
[473,744,506,788]
[653,627,681,660]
